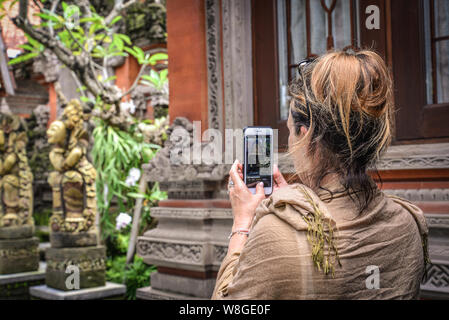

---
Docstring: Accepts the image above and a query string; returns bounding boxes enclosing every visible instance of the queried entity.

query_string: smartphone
[243,127,273,195]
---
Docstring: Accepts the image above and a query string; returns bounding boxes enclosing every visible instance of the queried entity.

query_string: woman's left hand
[228,160,266,231]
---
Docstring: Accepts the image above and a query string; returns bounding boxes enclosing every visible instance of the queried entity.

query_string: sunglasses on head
[293,57,316,121]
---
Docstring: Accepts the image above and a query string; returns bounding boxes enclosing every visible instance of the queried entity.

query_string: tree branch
[18,0,28,20]
[105,0,138,25]
[120,62,147,99]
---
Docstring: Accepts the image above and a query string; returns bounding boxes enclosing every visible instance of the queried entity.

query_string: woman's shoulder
[383,193,428,236]
[254,183,333,232]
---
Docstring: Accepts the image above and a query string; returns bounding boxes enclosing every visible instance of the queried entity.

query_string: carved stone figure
[33,50,60,83]
[0,112,39,274]
[144,117,228,199]
[47,100,97,235]
[0,113,33,227]
[45,99,105,290]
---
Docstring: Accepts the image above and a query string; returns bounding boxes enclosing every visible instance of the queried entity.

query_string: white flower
[120,101,136,114]
[125,168,141,187]
[103,185,109,204]
[116,213,132,231]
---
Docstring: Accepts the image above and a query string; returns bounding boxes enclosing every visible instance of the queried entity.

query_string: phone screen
[245,134,272,188]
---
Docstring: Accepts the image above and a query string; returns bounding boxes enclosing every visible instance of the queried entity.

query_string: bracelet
[228,228,250,240]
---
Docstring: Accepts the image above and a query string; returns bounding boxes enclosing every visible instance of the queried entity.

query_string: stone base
[0,237,40,274]
[136,286,206,300]
[0,262,46,300]
[0,225,34,239]
[150,272,215,299]
[30,282,126,300]
[45,246,106,291]
[50,231,98,248]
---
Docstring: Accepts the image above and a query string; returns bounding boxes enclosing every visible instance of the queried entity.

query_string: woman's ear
[300,126,308,136]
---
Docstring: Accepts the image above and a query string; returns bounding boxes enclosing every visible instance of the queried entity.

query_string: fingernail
[259,182,264,187]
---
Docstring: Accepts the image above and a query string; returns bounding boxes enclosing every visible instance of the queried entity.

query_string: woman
[212,49,429,300]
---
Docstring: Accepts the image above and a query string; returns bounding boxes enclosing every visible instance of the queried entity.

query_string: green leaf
[160,69,168,83]
[133,46,145,62]
[124,47,137,58]
[25,34,42,49]
[117,34,132,45]
[102,75,117,83]
[127,193,146,199]
[35,12,61,23]
[110,16,122,26]
[18,44,34,52]
[148,53,168,65]
[8,52,39,65]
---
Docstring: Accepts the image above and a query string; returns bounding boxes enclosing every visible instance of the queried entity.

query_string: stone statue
[0,112,39,275]
[47,100,97,235]
[45,99,105,290]
[0,113,34,227]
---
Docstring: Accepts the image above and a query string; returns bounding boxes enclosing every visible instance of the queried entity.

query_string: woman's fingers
[229,160,246,190]
[255,182,265,199]
[273,164,288,187]
[237,162,243,180]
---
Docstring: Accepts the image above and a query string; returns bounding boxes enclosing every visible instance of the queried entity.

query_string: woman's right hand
[273,164,288,192]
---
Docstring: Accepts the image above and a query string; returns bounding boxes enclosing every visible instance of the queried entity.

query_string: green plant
[2,0,168,127]
[91,119,164,244]
[124,256,156,300]
[106,253,156,300]
[33,208,52,226]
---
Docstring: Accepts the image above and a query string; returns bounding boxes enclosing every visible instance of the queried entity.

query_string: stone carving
[0,113,34,227]
[46,257,106,272]
[137,240,203,264]
[222,0,253,130]
[45,99,105,290]
[33,50,60,83]
[377,156,449,170]
[205,0,224,132]
[144,117,228,198]
[213,245,227,265]
[131,82,169,120]
[426,214,449,229]
[47,100,97,234]
[150,207,232,220]
[0,112,39,274]
[383,189,449,202]
[422,263,449,289]
[28,105,51,172]
[0,246,38,258]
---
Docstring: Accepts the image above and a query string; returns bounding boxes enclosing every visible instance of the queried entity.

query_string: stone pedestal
[45,246,106,291]
[137,201,231,299]
[30,282,125,300]
[419,214,449,299]
[0,261,46,299]
[50,231,98,248]
[136,117,232,299]
[0,226,40,275]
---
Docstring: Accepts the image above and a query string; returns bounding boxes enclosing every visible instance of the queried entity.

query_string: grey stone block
[0,261,46,285]
[50,231,98,248]
[136,286,205,300]
[0,225,34,239]
[150,272,215,299]
[0,237,40,274]
[30,282,126,300]
[45,246,106,290]
[0,262,46,300]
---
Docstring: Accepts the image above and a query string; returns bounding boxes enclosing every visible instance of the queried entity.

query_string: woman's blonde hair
[289,49,394,212]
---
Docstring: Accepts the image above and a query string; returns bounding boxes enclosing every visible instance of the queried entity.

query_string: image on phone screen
[245,135,272,189]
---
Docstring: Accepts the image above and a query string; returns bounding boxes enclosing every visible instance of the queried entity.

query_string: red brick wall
[1,1,40,52]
